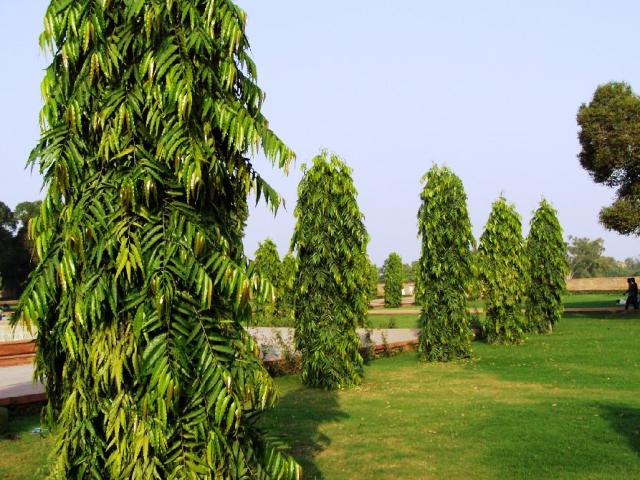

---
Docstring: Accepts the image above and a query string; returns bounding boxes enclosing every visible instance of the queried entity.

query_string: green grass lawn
[4,314,640,479]
[0,411,51,480]
[562,293,623,308]
[262,314,640,479]
[367,314,419,329]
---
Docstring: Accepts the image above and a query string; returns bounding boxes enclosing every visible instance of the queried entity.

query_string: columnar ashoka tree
[416,165,474,361]
[291,151,369,389]
[478,197,528,344]
[525,200,568,333]
[252,239,282,326]
[383,252,403,308]
[18,1,300,478]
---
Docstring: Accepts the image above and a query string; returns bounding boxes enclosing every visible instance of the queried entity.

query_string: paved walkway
[0,363,44,405]
[0,328,420,404]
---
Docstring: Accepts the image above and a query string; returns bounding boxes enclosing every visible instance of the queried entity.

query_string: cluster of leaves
[251,240,297,327]
[416,166,474,361]
[383,252,403,308]
[0,200,41,296]
[17,1,300,478]
[578,82,640,235]
[478,197,528,344]
[291,151,369,390]
[526,200,568,333]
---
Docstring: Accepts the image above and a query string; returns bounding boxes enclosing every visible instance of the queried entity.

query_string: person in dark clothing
[625,277,639,310]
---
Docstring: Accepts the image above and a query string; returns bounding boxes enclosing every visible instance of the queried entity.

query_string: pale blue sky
[1,1,639,265]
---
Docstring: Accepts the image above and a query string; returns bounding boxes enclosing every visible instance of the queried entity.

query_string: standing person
[625,278,639,310]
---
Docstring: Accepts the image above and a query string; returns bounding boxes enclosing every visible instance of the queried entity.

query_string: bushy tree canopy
[17,1,300,477]
[416,166,474,361]
[478,197,527,344]
[578,82,640,234]
[383,252,403,308]
[566,236,626,278]
[526,200,568,333]
[291,151,369,389]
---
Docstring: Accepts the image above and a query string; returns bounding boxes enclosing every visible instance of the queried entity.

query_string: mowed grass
[367,314,419,329]
[0,412,51,480]
[3,314,640,479]
[562,293,622,308]
[262,314,640,479]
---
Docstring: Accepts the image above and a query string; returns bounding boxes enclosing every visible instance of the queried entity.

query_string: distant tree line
[0,200,41,296]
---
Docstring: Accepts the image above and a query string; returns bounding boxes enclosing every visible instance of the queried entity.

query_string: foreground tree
[416,166,474,361]
[578,82,640,234]
[526,200,568,333]
[292,151,368,389]
[478,197,527,343]
[17,2,300,477]
[383,252,403,308]
[252,239,282,326]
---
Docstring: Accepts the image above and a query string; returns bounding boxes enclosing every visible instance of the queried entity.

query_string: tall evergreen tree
[478,197,527,344]
[416,166,474,361]
[526,200,568,333]
[17,1,300,477]
[368,259,379,301]
[383,252,403,308]
[291,151,369,389]
[252,239,282,326]
[279,253,297,326]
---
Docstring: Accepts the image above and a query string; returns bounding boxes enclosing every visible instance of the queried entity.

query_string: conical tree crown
[383,252,403,308]
[18,1,300,477]
[478,196,527,344]
[525,200,568,333]
[416,165,474,361]
[291,151,369,389]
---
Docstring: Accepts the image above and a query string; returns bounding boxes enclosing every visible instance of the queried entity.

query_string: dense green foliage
[291,151,369,389]
[478,197,527,343]
[383,252,403,308]
[0,200,41,296]
[526,200,568,333]
[416,166,474,361]
[17,1,300,478]
[578,82,640,235]
[251,239,281,326]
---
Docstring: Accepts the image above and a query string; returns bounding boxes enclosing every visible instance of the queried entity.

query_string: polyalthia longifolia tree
[279,253,297,326]
[525,200,568,333]
[291,151,369,389]
[578,82,640,234]
[478,197,528,343]
[416,166,474,361]
[252,239,282,326]
[383,252,403,308]
[368,258,379,301]
[17,1,301,477]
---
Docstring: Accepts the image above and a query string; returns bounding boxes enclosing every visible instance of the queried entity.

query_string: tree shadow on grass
[264,387,348,479]
[599,403,640,456]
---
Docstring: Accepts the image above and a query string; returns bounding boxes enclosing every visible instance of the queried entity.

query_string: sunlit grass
[263,314,640,479]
